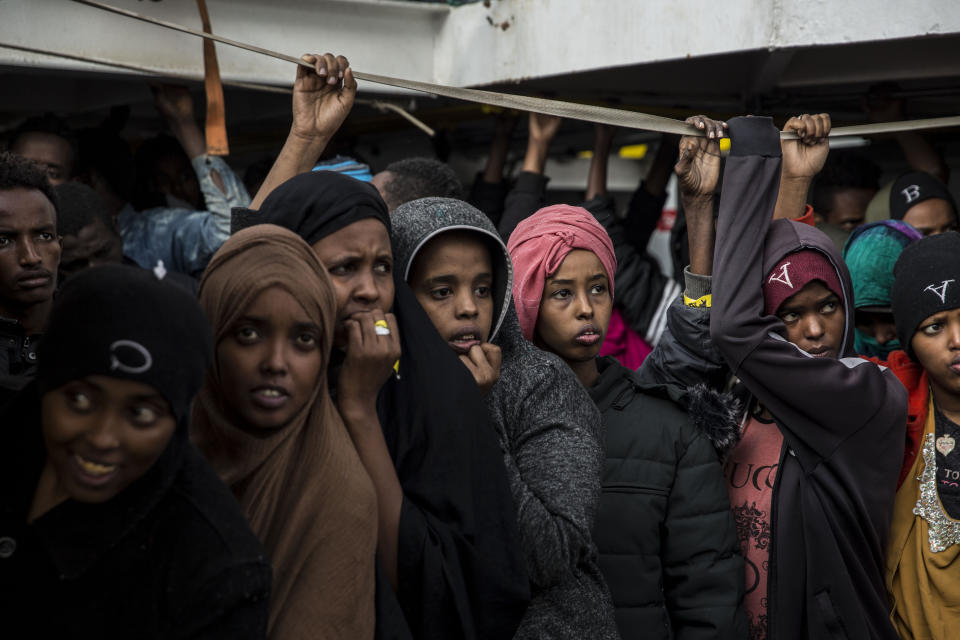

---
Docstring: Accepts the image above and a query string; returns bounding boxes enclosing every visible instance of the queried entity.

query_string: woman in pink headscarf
[508,203,746,640]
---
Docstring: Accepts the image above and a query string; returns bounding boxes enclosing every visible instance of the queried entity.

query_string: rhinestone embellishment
[913,433,960,553]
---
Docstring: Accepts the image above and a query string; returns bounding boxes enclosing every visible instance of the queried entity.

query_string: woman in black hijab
[233,171,529,640]
[0,264,270,638]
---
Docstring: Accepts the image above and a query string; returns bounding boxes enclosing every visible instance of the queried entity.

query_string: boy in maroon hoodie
[645,114,908,640]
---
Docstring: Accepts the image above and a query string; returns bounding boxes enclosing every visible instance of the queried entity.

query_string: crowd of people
[0,51,958,640]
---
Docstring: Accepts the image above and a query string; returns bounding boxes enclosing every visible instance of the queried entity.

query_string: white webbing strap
[69,0,960,139]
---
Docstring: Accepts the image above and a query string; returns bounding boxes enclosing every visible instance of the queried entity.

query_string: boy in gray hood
[391,197,618,640]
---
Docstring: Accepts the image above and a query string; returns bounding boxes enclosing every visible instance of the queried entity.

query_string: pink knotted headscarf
[506,204,617,341]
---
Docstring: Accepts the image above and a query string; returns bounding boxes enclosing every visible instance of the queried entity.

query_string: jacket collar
[588,356,638,411]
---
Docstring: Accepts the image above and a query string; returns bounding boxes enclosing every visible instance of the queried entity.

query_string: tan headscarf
[192,224,377,639]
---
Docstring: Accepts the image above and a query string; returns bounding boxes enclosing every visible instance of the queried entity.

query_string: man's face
[823,188,875,232]
[59,218,124,281]
[0,188,60,315]
[776,281,846,359]
[409,233,495,354]
[154,154,201,210]
[911,308,960,403]
[11,132,74,185]
[903,198,959,237]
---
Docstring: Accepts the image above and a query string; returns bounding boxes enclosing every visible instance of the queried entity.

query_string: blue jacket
[118,155,249,278]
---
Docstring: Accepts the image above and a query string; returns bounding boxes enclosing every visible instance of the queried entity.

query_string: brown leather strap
[195,0,228,155]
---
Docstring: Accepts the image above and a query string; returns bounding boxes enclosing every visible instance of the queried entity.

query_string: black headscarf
[235,171,529,640]
[37,263,211,427]
[231,170,390,242]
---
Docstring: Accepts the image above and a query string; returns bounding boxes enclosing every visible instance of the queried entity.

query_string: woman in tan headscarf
[192,224,377,639]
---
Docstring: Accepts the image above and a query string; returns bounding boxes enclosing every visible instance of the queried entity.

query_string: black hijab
[231,170,390,241]
[234,171,529,640]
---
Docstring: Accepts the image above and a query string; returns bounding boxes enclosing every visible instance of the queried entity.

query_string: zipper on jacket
[767,433,788,639]
[601,483,669,496]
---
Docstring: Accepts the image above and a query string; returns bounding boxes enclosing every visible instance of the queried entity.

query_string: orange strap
[196,0,228,155]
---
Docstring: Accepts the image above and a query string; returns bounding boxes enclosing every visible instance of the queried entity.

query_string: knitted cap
[37,264,212,424]
[891,231,960,359]
[889,171,958,221]
[763,249,844,316]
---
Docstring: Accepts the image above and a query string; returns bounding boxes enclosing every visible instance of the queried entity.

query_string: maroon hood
[762,219,857,358]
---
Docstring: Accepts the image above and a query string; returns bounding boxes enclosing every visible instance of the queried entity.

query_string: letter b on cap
[901,184,921,204]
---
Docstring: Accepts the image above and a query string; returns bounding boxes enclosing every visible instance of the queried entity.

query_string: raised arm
[154,85,206,163]
[469,112,518,225]
[711,115,904,459]
[585,124,615,201]
[637,116,731,396]
[153,85,246,211]
[864,91,949,183]
[251,53,357,209]
[497,112,562,239]
[772,113,831,221]
[583,122,684,346]
[676,116,724,276]
[623,133,680,253]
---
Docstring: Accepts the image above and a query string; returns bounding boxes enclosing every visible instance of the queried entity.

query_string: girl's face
[912,307,960,403]
[409,232,495,354]
[41,375,176,503]
[534,249,612,364]
[217,286,324,431]
[311,218,395,347]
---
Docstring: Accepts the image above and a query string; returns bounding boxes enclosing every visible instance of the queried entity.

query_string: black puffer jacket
[591,356,746,640]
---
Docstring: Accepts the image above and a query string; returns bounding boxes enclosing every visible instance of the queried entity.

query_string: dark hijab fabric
[237,171,530,640]
[231,170,390,241]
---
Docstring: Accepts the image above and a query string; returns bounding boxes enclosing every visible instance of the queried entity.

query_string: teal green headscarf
[842,220,922,358]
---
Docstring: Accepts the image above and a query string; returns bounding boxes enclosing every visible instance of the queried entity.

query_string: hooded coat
[390,198,618,640]
[710,117,907,640]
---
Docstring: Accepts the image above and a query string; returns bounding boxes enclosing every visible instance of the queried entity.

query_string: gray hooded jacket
[391,198,618,640]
